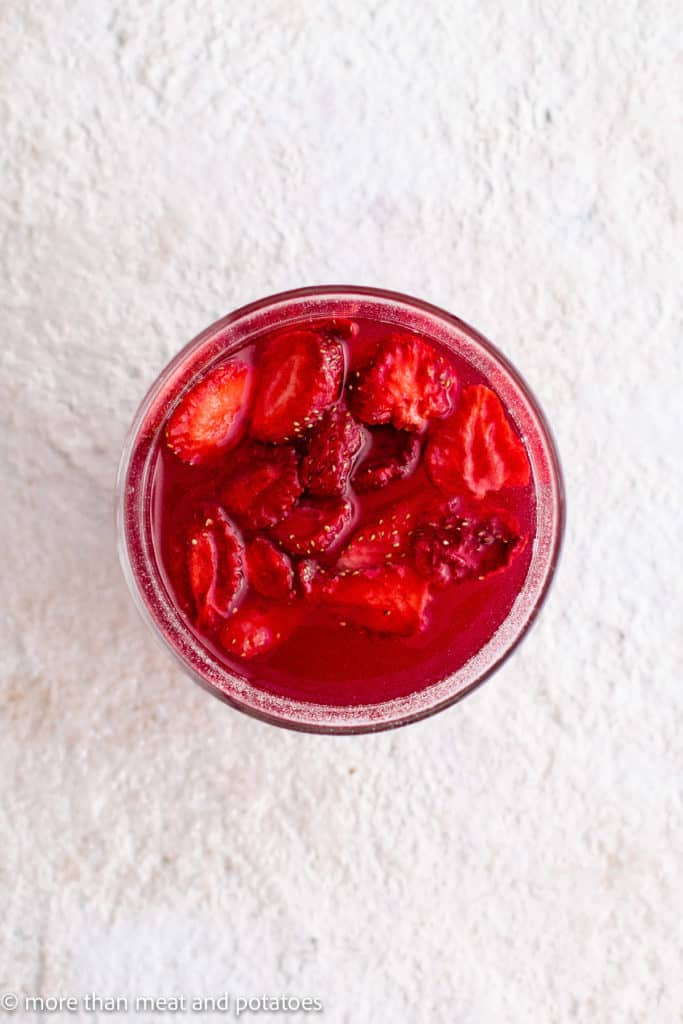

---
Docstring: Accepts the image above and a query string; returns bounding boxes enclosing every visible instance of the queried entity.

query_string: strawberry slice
[300,404,365,497]
[219,598,300,659]
[349,333,455,431]
[250,330,344,442]
[320,317,359,341]
[352,427,421,492]
[245,536,295,602]
[310,564,431,636]
[413,505,524,587]
[221,443,302,530]
[166,361,252,465]
[272,497,353,557]
[426,384,530,499]
[297,558,320,599]
[187,508,246,628]
[337,493,432,570]
[340,491,525,584]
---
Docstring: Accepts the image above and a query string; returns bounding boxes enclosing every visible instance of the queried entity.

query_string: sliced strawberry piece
[187,508,246,628]
[166,361,252,465]
[312,564,431,636]
[337,493,432,570]
[272,497,353,556]
[426,384,530,499]
[413,504,524,587]
[320,317,359,341]
[297,558,320,599]
[300,404,365,497]
[349,333,455,431]
[347,327,385,373]
[352,427,421,492]
[222,443,302,529]
[341,490,525,584]
[219,598,300,659]
[250,330,344,442]
[245,536,295,602]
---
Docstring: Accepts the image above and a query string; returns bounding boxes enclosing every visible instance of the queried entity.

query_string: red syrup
[148,315,536,707]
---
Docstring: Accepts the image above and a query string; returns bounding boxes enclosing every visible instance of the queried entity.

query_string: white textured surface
[1,3,681,1022]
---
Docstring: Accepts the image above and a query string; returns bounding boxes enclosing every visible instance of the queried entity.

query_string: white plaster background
[1,2,681,1022]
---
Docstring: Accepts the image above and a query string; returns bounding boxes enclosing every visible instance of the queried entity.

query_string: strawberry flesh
[221,443,302,529]
[337,493,433,570]
[349,333,455,431]
[310,564,431,636]
[352,427,421,492]
[245,536,295,602]
[251,330,344,442]
[413,504,524,587]
[426,384,530,499]
[301,404,365,497]
[219,598,300,659]
[297,558,320,599]
[166,361,252,465]
[272,497,353,557]
[187,508,246,627]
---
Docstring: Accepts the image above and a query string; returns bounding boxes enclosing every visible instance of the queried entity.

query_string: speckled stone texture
[1,2,681,1022]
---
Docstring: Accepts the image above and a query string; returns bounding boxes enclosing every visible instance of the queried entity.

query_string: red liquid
[148,315,536,707]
